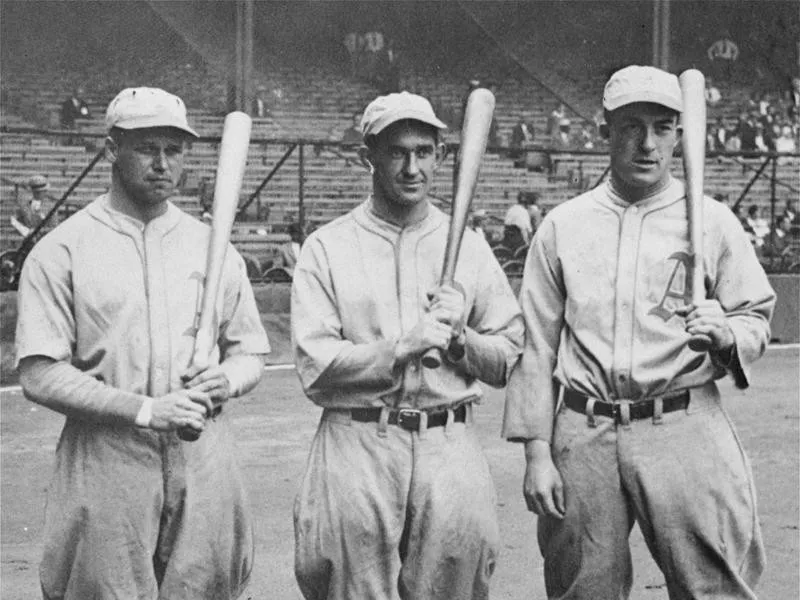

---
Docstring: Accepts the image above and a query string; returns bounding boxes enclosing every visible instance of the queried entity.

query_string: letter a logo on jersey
[649,251,693,321]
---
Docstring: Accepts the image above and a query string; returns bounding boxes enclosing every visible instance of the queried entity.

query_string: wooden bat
[421,88,496,369]
[679,69,712,352]
[179,111,252,441]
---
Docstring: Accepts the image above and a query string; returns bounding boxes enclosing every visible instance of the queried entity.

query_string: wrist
[135,397,154,428]
[524,438,552,462]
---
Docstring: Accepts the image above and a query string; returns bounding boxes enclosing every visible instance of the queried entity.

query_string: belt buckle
[397,408,422,431]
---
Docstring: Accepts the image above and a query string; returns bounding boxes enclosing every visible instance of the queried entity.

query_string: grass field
[1,347,798,599]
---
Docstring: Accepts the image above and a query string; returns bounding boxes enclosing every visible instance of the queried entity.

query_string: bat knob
[688,333,713,353]
[178,426,202,442]
[421,347,443,369]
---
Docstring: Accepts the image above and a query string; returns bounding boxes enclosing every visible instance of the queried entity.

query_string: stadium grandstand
[1,0,798,288]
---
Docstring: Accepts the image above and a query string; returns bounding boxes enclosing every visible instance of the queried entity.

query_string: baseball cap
[28,174,49,192]
[105,87,199,137]
[361,91,447,139]
[603,65,683,113]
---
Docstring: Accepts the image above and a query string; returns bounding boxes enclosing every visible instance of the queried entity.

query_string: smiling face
[107,127,187,211]
[607,102,681,202]
[367,119,442,213]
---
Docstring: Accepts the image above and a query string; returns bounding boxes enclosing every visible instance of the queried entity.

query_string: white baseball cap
[603,65,683,113]
[105,87,199,137]
[361,91,447,139]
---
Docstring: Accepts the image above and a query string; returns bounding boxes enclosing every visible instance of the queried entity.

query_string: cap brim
[365,110,447,138]
[112,116,199,138]
[604,91,682,113]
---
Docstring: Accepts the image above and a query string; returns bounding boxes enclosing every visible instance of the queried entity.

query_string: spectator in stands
[197,176,214,223]
[546,103,565,142]
[724,121,742,152]
[786,76,800,122]
[761,214,795,263]
[707,32,739,81]
[343,30,363,78]
[59,87,91,129]
[705,76,722,106]
[470,208,489,242]
[10,174,59,242]
[774,124,797,157]
[781,197,798,224]
[509,115,535,163]
[526,191,544,234]
[504,191,534,248]
[737,112,758,152]
[707,118,727,152]
[577,123,596,150]
[278,221,305,276]
[745,204,769,248]
[753,122,771,152]
[363,30,385,86]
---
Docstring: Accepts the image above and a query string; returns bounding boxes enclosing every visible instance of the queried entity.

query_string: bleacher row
[3,51,799,280]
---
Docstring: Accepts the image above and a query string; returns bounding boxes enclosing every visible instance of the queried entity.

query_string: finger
[673,305,693,317]
[553,483,566,518]
[186,390,214,415]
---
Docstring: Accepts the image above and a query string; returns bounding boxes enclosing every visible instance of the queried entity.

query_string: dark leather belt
[350,404,467,432]
[563,389,690,424]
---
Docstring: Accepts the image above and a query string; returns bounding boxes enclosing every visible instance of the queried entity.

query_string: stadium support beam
[652,0,671,70]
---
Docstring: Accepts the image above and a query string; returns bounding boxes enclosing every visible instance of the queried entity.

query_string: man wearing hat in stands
[504,65,775,599]
[291,91,523,599]
[10,174,59,241]
[15,87,270,599]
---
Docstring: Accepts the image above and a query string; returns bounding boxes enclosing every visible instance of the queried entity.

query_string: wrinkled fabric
[17,195,269,599]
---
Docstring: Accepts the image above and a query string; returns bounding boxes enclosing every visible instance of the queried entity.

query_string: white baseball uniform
[503,177,776,599]
[292,199,524,599]
[15,194,270,600]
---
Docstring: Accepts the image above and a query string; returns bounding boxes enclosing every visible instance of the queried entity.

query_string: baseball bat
[679,69,712,353]
[421,88,496,369]
[179,111,252,441]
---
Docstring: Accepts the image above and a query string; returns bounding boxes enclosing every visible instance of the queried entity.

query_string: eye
[389,148,406,159]
[415,147,434,159]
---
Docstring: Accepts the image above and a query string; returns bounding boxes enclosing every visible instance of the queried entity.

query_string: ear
[357,146,373,173]
[104,137,118,164]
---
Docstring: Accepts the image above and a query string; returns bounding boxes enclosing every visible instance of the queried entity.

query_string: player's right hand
[149,390,211,432]
[395,313,454,364]
[523,441,565,519]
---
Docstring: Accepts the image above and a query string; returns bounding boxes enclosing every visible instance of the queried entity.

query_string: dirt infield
[2,348,798,599]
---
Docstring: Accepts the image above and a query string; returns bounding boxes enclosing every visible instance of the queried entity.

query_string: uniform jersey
[503,177,775,442]
[15,194,270,599]
[292,198,524,410]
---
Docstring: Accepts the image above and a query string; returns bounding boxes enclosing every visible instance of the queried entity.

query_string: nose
[403,152,420,176]
[152,149,167,171]
[640,126,657,152]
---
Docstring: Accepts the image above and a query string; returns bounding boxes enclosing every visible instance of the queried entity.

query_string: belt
[563,389,690,424]
[350,404,467,432]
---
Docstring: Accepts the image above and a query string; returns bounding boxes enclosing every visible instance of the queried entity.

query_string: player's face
[370,121,441,208]
[608,102,681,200]
[111,128,187,207]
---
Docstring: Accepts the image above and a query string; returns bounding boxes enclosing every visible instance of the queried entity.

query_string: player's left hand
[180,366,232,412]
[427,283,467,338]
[675,300,735,351]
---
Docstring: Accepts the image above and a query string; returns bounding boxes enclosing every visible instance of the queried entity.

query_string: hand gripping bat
[179,112,252,441]
[421,88,496,369]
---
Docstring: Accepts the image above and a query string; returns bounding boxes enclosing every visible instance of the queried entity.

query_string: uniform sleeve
[451,238,524,387]
[708,208,776,388]
[15,245,75,366]
[502,219,565,443]
[218,246,271,359]
[291,236,401,404]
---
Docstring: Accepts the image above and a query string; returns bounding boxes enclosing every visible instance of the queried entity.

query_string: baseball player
[291,91,524,599]
[15,87,270,599]
[503,66,776,599]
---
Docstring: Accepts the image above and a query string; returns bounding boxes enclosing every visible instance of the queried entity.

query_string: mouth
[633,158,658,169]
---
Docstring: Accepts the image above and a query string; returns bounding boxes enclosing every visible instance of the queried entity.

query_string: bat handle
[177,352,211,442]
[688,333,713,353]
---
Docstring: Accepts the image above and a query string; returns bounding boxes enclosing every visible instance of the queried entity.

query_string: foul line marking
[1,345,797,395]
